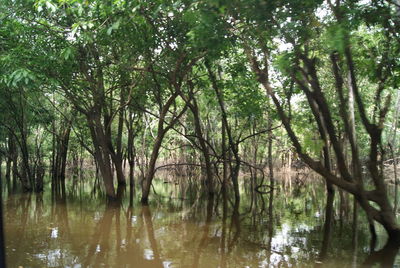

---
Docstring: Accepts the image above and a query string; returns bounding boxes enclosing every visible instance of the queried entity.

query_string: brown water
[3,177,399,267]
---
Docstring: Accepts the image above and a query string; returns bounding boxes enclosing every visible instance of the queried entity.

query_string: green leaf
[107,19,121,35]
[61,47,73,60]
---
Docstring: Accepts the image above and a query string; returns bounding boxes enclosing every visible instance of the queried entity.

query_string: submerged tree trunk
[222,118,228,189]
[206,62,241,203]
[11,143,18,192]
[87,113,116,199]
[320,181,335,260]
[60,124,71,196]
[6,132,15,192]
[51,115,73,198]
[390,144,399,213]
[5,153,11,191]
[179,86,214,196]
[127,128,135,206]
[141,91,188,204]
[113,86,127,187]
[141,134,164,205]
[267,105,274,188]
[0,164,6,268]
[105,110,126,187]
[320,140,335,259]
[19,132,32,192]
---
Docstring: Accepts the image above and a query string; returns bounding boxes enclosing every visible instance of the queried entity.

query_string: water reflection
[364,237,400,267]
[3,176,400,267]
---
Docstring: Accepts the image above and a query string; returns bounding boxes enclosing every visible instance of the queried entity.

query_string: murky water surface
[3,175,399,267]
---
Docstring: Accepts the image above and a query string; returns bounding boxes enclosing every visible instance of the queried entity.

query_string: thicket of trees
[0,0,399,254]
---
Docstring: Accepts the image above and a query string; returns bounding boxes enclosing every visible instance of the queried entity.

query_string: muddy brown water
[3,176,400,267]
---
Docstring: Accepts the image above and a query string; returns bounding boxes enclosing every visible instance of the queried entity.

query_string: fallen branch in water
[255,184,275,194]
[154,163,204,172]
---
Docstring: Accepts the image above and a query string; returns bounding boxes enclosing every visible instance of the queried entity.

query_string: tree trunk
[179,88,214,196]
[114,86,126,186]
[110,152,126,186]
[249,47,400,242]
[127,120,136,206]
[6,132,14,192]
[11,145,18,191]
[60,125,71,197]
[51,119,57,196]
[0,154,2,190]
[87,114,116,199]
[19,135,32,192]
[320,181,335,259]
[206,62,241,203]
[0,162,6,268]
[222,118,228,188]
[140,91,187,204]
[141,134,164,205]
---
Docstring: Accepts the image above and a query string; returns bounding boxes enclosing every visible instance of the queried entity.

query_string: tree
[221,0,400,243]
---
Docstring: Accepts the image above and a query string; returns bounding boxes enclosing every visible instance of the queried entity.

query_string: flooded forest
[1,0,400,267]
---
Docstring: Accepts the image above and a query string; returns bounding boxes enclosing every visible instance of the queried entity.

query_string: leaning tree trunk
[253,49,400,243]
[141,133,164,205]
[140,91,188,204]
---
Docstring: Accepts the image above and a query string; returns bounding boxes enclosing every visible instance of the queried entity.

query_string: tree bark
[141,134,164,205]
[87,113,116,199]
[178,86,214,196]
[206,62,241,203]
[141,92,188,204]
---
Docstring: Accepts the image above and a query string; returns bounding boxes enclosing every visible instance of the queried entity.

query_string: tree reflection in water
[3,175,400,267]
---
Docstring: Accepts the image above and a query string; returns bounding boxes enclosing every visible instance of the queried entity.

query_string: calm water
[3,175,399,267]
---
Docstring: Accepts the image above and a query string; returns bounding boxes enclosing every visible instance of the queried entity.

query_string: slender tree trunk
[141,134,164,205]
[114,87,126,186]
[220,181,228,268]
[390,92,400,212]
[5,155,11,190]
[105,110,125,186]
[0,164,6,268]
[222,119,228,188]
[60,125,71,198]
[350,198,359,266]
[0,154,2,191]
[110,151,126,186]
[51,119,56,196]
[19,135,32,192]
[180,88,214,196]
[266,185,274,267]
[140,92,187,204]
[320,143,335,260]
[127,121,136,205]
[11,145,18,191]
[6,132,14,192]
[267,114,274,189]
[206,62,240,202]
[391,144,399,213]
